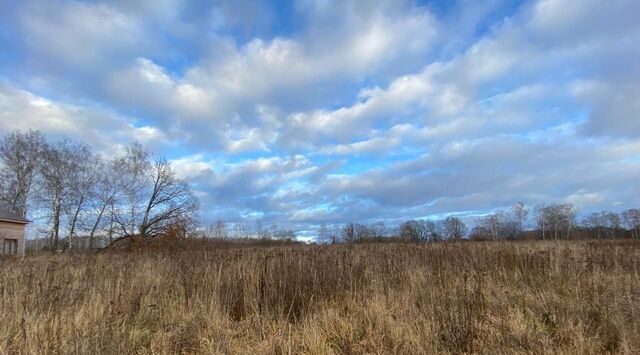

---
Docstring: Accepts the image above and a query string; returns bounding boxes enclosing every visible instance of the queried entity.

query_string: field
[1,240,640,354]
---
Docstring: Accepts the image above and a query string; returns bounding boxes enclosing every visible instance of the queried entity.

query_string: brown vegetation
[2,240,640,354]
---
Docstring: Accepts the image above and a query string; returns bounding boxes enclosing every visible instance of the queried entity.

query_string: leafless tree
[318,222,330,244]
[64,145,96,249]
[113,141,151,237]
[511,202,528,237]
[207,219,228,239]
[272,228,296,241]
[485,213,503,240]
[371,221,388,239]
[582,212,606,239]
[137,157,198,238]
[230,221,252,239]
[399,219,443,242]
[350,223,386,241]
[342,223,356,243]
[329,224,341,244]
[469,225,492,240]
[267,222,279,240]
[443,216,467,240]
[0,130,46,217]
[400,220,427,242]
[475,204,527,241]
[399,220,420,241]
[603,211,621,238]
[87,158,121,248]
[622,209,640,239]
[40,140,87,250]
[534,204,547,240]
[255,220,271,239]
[535,203,576,240]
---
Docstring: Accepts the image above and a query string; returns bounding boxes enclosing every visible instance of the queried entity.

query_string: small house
[0,208,29,257]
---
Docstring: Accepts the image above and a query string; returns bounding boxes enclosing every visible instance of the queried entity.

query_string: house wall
[0,220,26,257]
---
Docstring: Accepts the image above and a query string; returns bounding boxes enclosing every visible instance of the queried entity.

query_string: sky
[0,0,639,235]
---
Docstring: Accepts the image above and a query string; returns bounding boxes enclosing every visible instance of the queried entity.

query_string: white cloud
[18,1,146,71]
[1,0,639,227]
[572,80,640,138]
[0,83,166,152]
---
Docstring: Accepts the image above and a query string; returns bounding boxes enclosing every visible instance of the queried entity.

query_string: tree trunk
[88,203,107,249]
[108,205,115,243]
[51,195,61,251]
[67,196,84,250]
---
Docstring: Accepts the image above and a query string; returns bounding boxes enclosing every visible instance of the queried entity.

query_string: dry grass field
[1,240,640,354]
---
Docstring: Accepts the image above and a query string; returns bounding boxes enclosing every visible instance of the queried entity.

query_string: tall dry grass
[1,240,639,354]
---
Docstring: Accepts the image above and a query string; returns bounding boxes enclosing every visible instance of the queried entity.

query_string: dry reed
[1,240,639,354]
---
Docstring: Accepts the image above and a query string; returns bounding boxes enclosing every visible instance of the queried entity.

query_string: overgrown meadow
[1,240,639,354]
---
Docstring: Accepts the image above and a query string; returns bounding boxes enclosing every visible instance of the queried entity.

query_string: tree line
[2,130,639,250]
[201,201,639,244]
[0,130,198,250]
[315,202,639,243]
[469,202,639,241]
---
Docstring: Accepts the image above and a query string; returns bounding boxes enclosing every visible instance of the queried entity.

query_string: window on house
[3,239,17,255]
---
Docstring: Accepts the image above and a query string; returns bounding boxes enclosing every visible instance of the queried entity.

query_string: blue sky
[0,0,639,232]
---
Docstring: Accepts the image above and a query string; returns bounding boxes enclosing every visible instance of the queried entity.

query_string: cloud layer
[1,0,639,231]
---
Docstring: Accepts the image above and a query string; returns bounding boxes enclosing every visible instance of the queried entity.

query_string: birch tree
[0,130,45,217]
[87,157,121,248]
[113,141,151,236]
[40,140,83,250]
[65,144,95,249]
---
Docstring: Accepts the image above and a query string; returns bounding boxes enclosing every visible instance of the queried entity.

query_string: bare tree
[425,220,444,242]
[330,224,341,244]
[342,223,356,243]
[485,213,503,240]
[267,222,278,240]
[443,216,467,240]
[318,222,330,244]
[207,219,228,239]
[87,157,121,248]
[582,212,606,239]
[469,225,492,240]
[255,220,270,239]
[603,212,621,238]
[230,221,252,239]
[622,209,640,239]
[272,228,296,241]
[40,140,85,250]
[536,203,576,240]
[534,204,548,240]
[137,158,198,238]
[371,222,387,239]
[64,144,96,249]
[113,141,151,237]
[400,220,422,241]
[400,219,444,242]
[511,202,528,237]
[0,130,46,217]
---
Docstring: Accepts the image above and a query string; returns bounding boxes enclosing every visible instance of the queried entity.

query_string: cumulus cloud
[0,83,167,153]
[572,80,640,138]
[99,1,440,148]
[0,0,638,229]
[15,1,147,74]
